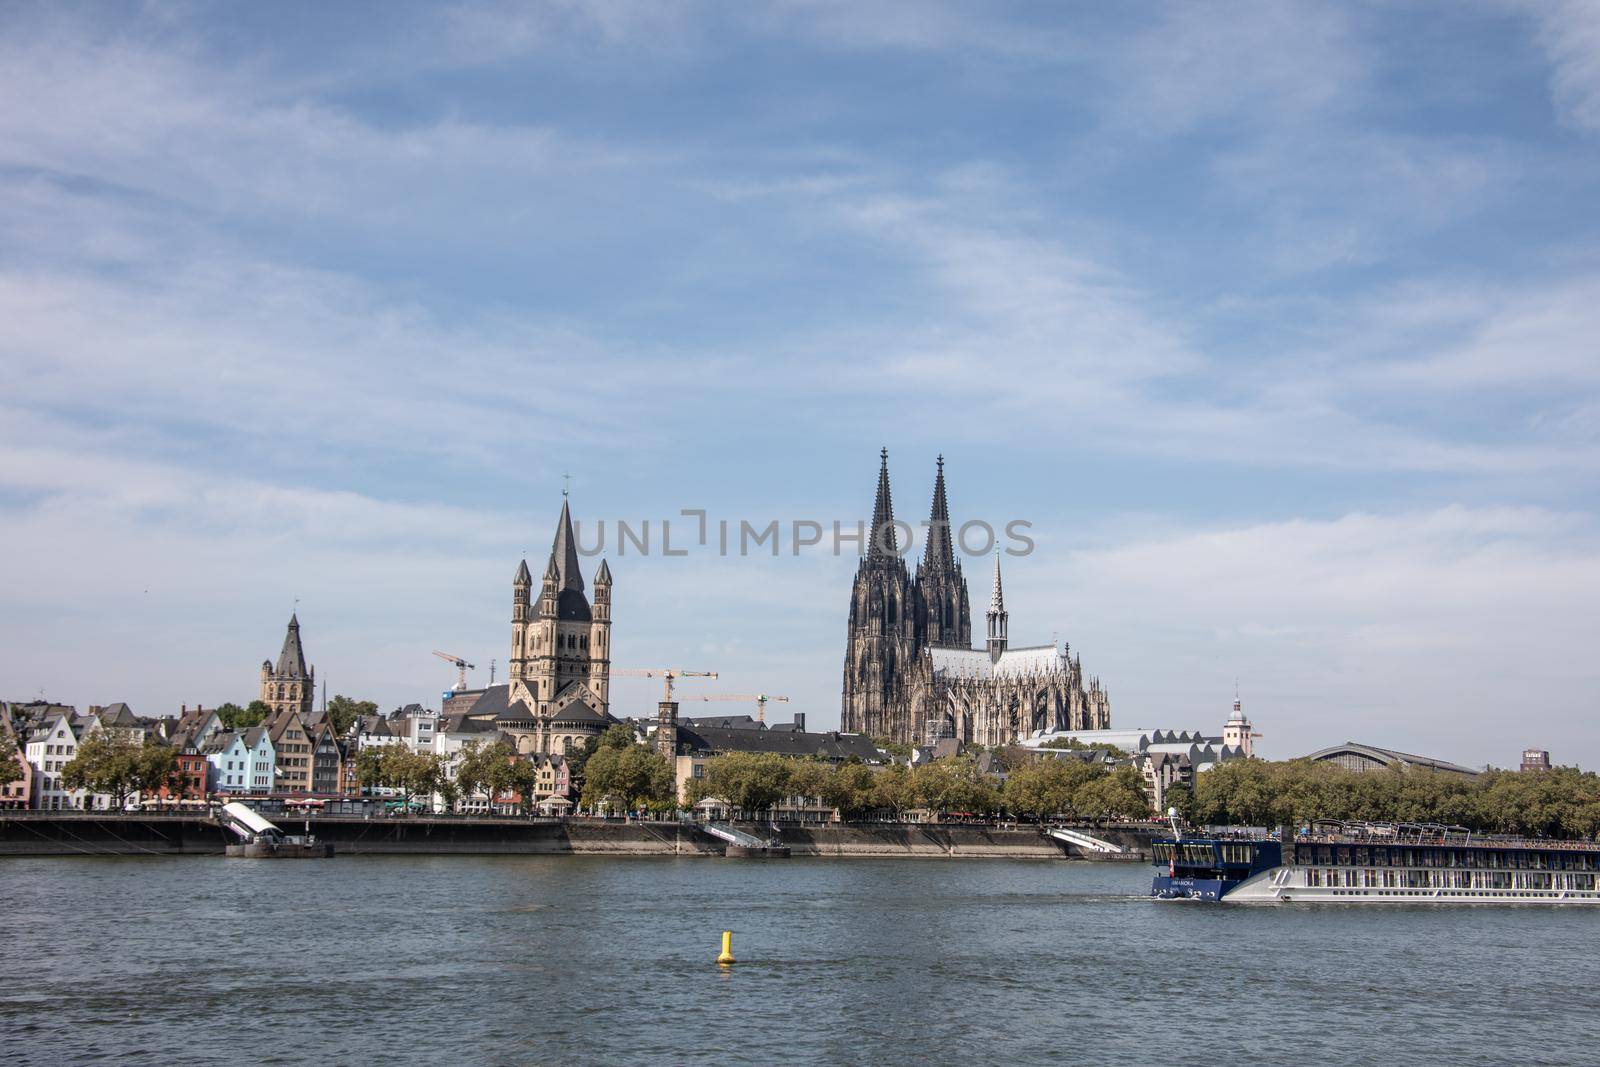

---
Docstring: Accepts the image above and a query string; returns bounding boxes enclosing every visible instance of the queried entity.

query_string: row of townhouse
[4,695,580,813]
[2,701,315,808]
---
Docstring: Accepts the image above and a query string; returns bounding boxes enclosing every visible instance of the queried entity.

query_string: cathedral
[841,450,1111,747]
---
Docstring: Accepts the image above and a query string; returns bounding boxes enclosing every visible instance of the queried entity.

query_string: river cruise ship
[1152,821,1600,905]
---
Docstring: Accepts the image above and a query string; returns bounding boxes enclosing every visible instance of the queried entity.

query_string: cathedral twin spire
[868,447,898,560]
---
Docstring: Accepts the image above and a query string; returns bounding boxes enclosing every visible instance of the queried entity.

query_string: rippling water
[4,855,1597,1065]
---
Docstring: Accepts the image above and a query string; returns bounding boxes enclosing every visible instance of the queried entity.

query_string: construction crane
[612,668,718,703]
[432,649,476,692]
[692,693,790,724]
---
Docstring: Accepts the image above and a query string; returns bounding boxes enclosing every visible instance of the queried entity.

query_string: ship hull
[1223,866,1600,905]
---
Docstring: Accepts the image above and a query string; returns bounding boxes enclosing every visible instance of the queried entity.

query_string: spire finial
[562,472,570,498]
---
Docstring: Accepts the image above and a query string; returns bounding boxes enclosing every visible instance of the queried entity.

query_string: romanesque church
[448,498,616,756]
[841,451,1111,746]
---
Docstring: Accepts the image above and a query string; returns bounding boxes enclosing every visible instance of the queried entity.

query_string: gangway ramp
[702,822,767,848]
[218,801,282,841]
[1044,826,1125,854]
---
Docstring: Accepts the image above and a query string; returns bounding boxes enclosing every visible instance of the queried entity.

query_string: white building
[25,711,87,810]
[1022,698,1261,810]
[202,728,276,794]
[23,710,122,810]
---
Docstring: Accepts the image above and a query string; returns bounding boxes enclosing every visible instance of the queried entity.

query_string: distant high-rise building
[841,450,1111,746]
[1520,748,1552,772]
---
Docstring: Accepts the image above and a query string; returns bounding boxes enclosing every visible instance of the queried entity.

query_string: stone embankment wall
[0,814,1153,859]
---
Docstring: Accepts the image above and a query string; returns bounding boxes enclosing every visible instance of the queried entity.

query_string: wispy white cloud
[1524,0,1600,132]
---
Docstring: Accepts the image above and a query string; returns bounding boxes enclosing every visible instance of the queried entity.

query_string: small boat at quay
[1152,819,1600,905]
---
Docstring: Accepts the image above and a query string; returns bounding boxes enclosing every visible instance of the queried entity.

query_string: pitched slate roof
[549,701,610,726]
[440,713,496,735]
[682,714,762,731]
[460,684,512,719]
[677,726,883,762]
[95,703,141,728]
[931,644,1068,680]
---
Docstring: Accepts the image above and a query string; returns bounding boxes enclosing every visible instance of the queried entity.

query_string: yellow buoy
[716,930,735,966]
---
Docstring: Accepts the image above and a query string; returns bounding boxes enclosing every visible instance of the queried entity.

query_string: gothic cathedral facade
[841,451,1111,746]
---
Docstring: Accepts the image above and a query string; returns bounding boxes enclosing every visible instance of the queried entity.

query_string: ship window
[1354,847,1370,865]
[1336,848,1352,865]
[1316,846,1332,865]
[1373,848,1388,866]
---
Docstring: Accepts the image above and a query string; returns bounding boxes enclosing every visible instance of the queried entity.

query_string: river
[3,855,1596,1065]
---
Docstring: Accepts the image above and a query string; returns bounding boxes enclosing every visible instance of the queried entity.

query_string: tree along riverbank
[0,812,1155,859]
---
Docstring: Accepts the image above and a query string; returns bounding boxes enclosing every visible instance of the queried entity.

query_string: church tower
[915,455,971,650]
[588,558,613,710]
[985,553,1008,662]
[260,614,314,720]
[509,498,611,720]
[841,449,921,739]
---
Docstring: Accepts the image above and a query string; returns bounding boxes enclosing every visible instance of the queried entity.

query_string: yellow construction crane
[612,668,718,703]
[431,649,476,692]
[692,693,790,723]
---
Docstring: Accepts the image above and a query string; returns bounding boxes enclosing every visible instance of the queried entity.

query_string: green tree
[507,757,539,814]
[61,731,142,808]
[354,746,387,793]
[689,752,793,815]
[598,723,638,751]
[583,743,675,812]
[456,739,520,808]
[785,760,831,806]
[381,744,441,809]
[566,734,602,779]
[324,695,378,736]
[1160,776,1196,823]
[1003,759,1102,818]
[216,702,268,729]
[135,741,181,799]
[1072,765,1149,820]
[820,763,878,820]
[871,763,913,816]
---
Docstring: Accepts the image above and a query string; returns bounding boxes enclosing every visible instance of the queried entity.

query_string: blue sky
[3,1,1599,767]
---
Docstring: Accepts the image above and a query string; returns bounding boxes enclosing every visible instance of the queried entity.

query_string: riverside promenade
[0,812,1155,859]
